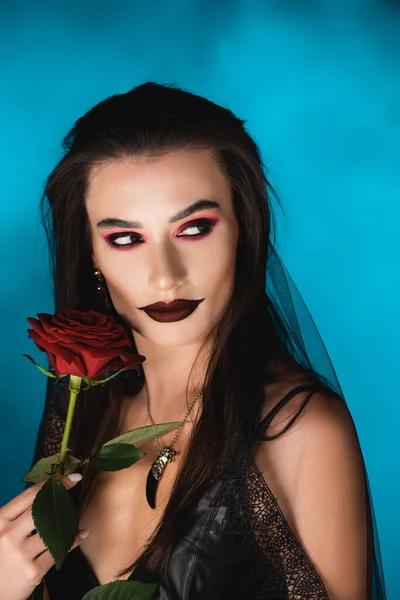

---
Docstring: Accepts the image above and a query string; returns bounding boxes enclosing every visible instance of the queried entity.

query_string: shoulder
[253,379,363,513]
[257,374,359,443]
[252,381,368,599]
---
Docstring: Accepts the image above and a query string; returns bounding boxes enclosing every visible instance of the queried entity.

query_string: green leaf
[81,377,92,390]
[103,422,182,448]
[22,354,61,379]
[81,365,142,391]
[82,580,158,600]
[32,477,78,570]
[60,453,85,475]
[90,443,146,472]
[22,455,59,483]
[22,453,83,483]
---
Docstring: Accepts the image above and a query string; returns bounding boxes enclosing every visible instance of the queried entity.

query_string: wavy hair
[38,82,329,575]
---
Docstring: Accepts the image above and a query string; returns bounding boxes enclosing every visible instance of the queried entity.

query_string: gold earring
[93,269,111,311]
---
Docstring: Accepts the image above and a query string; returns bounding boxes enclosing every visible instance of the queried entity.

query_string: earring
[93,269,111,311]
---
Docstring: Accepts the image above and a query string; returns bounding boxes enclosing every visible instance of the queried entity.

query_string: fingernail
[67,473,83,482]
[78,529,89,539]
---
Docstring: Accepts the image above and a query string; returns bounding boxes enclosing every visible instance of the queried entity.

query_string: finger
[7,506,37,542]
[0,483,47,523]
[34,529,89,575]
[12,473,83,539]
[24,526,89,561]
[23,529,52,559]
[0,473,83,522]
[5,474,84,544]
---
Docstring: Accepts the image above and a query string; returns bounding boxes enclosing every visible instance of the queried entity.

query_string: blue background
[1,1,398,596]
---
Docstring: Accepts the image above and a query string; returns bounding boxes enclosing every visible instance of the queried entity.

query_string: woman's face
[86,148,239,348]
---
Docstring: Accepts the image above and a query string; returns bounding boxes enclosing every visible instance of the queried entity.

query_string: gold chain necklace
[144,379,202,509]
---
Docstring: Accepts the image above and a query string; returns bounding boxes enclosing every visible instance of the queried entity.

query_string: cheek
[100,262,145,302]
[200,244,237,294]
[195,225,238,279]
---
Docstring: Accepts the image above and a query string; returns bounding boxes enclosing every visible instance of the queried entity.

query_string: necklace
[144,379,202,509]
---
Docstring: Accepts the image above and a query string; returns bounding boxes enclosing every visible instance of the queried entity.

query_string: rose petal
[27,309,145,379]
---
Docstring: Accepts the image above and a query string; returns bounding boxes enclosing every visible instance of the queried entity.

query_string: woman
[2,82,385,599]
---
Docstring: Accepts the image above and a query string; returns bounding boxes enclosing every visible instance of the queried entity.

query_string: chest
[78,424,191,586]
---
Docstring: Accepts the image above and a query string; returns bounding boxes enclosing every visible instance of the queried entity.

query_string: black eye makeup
[102,217,219,250]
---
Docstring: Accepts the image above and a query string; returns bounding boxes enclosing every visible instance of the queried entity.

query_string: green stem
[58,375,82,465]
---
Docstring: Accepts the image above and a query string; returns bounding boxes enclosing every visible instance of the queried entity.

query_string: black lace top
[28,382,382,599]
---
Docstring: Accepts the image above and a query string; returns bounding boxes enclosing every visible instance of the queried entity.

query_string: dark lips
[139,299,204,311]
[139,298,204,323]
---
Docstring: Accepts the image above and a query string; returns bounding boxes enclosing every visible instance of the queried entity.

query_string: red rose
[27,309,145,378]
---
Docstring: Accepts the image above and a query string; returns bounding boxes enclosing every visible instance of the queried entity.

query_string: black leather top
[45,385,331,599]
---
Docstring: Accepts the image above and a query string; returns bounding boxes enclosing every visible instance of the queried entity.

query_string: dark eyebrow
[96,199,221,230]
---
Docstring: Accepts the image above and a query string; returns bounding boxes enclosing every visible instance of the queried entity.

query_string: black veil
[27,234,387,600]
[266,244,387,599]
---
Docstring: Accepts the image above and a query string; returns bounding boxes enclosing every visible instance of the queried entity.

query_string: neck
[131,332,209,423]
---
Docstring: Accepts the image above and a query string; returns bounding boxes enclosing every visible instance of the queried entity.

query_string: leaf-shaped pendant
[145,447,176,509]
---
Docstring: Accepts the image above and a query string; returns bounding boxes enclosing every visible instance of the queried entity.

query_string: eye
[105,232,144,248]
[104,217,217,250]
[176,218,216,238]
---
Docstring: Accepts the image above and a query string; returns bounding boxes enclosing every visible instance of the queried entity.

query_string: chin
[125,309,212,348]
[118,302,222,348]
[138,323,210,348]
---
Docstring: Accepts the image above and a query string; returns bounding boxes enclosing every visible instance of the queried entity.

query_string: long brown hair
[39,82,328,575]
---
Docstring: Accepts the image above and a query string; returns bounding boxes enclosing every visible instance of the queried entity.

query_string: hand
[0,473,88,600]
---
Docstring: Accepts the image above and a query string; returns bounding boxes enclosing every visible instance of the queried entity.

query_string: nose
[148,241,187,293]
